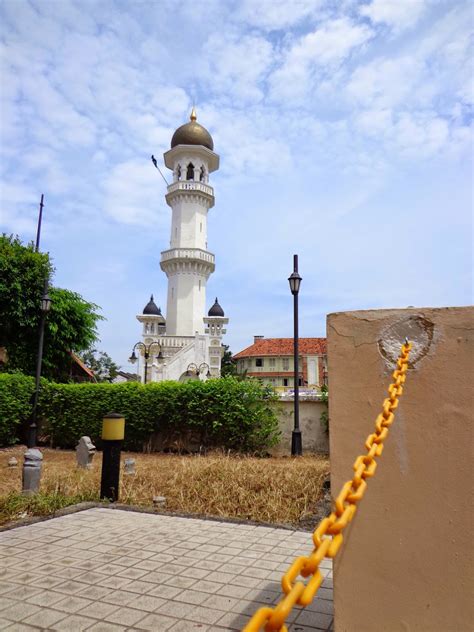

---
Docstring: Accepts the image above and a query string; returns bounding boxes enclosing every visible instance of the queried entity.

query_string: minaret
[160,108,219,336]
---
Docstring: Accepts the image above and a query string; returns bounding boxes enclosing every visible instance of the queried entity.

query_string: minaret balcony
[160,248,215,276]
[166,181,215,207]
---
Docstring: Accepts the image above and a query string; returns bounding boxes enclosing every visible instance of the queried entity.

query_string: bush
[0,375,280,452]
[0,373,36,445]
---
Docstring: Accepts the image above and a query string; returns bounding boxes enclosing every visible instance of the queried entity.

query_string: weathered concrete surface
[0,507,333,631]
[328,307,474,632]
[271,399,328,456]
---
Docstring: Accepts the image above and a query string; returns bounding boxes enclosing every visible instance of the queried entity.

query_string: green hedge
[0,375,280,453]
[0,373,36,445]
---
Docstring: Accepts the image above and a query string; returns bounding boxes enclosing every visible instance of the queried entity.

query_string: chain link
[243,340,412,632]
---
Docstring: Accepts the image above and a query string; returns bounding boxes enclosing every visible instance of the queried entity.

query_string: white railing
[167,181,213,196]
[160,249,215,264]
[155,335,194,349]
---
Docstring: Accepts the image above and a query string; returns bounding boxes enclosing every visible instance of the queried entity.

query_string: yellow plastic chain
[243,340,412,632]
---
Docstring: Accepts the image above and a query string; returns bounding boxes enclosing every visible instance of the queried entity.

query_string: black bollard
[100,412,125,502]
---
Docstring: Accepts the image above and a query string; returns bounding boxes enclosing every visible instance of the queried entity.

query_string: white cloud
[360,0,429,32]
[236,0,323,30]
[269,18,373,103]
[103,160,169,227]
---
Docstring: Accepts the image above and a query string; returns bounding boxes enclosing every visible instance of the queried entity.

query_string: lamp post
[27,278,52,448]
[129,341,163,384]
[185,362,211,378]
[288,254,302,456]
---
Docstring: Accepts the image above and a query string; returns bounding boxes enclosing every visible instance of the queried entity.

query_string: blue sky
[1,0,472,370]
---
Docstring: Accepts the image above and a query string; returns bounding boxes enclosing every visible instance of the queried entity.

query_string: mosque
[130,109,228,383]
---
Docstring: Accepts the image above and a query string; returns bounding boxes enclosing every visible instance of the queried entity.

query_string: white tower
[160,108,219,337]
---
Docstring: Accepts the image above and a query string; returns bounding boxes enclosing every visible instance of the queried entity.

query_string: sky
[0,0,472,371]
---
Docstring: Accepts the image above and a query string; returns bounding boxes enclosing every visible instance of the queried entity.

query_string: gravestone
[8,457,18,468]
[123,458,136,475]
[22,449,43,495]
[76,436,96,469]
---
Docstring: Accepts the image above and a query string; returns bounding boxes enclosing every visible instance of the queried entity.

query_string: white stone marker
[76,436,96,469]
[8,457,18,468]
[124,458,136,475]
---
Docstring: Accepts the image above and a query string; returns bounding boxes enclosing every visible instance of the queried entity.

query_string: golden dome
[170,108,214,151]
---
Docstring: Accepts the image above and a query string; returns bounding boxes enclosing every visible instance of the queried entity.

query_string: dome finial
[190,106,197,122]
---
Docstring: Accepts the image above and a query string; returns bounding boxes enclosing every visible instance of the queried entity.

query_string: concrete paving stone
[321,578,333,589]
[295,610,333,630]
[206,553,233,563]
[228,574,262,589]
[0,602,40,622]
[131,560,162,572]
[121,580,156,594]
[179,567,211,580]
[100,590,138,607]
[122,594,166,612]
[314,587,332,601]
[201,594,238,612]
[242,589,280,606]
[214,611,251,630]
[50,579,89,594]
[151,564,188,577]
[206,571,236,585]
[146,584,181,600]
[250,558,282,571]
[238,566,270,580]
[305,598,333,615]
[22,607,67,628]
[50,614,97,630]
[0,585,14,597]
[191,559,223,572]
[168,620,209,631]
[189,579,225,595]
[77,600,120,619]
[134,612,177,630]
[2,586,42,602]
[56,566,88,580]
[164,575,196,590]
[215,583,250,599]
[96,575,131,590]
[0,599,16,612]
[53,595,94,613]
[25,590,66,608]
[29,575,64,590]
[4,624,41,631]
[87,623,127,632]
[183,605,224,625]
[75,570,109,584]
[171,589,211,606]
[104,606,147,626]
[0,619,11,630]
[182,550,210,560]
[75,585,112,601]
[115,567,149,580]
[156,599,195,618]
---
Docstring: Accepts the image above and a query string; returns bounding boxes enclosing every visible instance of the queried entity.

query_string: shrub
[0,375,280,452]
[0,373,36,445]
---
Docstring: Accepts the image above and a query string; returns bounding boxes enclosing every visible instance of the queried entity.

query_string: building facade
[132,110,229,383]
[234,336,327,393]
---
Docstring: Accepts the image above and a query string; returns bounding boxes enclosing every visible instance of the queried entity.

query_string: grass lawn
[0,447,329,529]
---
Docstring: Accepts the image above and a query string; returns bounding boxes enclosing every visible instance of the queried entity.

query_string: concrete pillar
[22,448,43,495]
[327,307,473,632]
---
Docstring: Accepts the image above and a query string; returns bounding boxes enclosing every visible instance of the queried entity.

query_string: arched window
[176,165,181,181]
[150,323,154,333]
[145,323,149,333]
[199,166,205,182]
[186,162,195,180]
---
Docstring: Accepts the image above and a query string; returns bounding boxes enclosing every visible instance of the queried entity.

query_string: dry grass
[0,447,329,528]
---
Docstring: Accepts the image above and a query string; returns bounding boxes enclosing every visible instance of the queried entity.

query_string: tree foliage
[80,349,120,382]
[220,344,238,377]
[0,234,102,381]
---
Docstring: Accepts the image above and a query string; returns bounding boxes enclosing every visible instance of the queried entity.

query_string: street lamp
[129,341,163,384]
[185,362,211,378]
[27,278,52,449]
[288,254,302,456]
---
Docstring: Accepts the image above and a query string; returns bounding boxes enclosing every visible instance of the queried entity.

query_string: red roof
[234,338,326,359]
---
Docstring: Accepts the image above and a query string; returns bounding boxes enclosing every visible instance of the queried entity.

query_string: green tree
[220,344,237,377]
[0,234,103,381]
[80,349,120,382]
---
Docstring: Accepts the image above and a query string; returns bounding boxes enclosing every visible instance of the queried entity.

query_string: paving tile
[77,600,119,619]
[25,590,66,608]
[22,607,67,628]
[134,612,177,630]
[201,594,238,612]
[104,606,147,626]
[75,585,112,601]
[87,623,126,632]
[156,600,195,618]
[0,602,40,623]
[0,619,11,630]
[121,593,165,612]
[184,605,224,625]
[294,610,333,630]
[53,595,94,614]
[214,611,251,630]
[169,620,209,631]
[0,599,16,613]
[50,614,97,630]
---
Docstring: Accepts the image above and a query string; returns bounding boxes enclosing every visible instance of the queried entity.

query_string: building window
[200,166,205,182]
[176,165,181,180]
[186,162,195,180]
[282,358,289,371]
[269,358,276,368]
[256,358,264,367]
[283,378,288,386]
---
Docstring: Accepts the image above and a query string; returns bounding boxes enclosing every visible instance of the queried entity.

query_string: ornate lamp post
[185,362,211,378]
[129,341,163,384]
[288,254,302,456]
[27,278,52,448]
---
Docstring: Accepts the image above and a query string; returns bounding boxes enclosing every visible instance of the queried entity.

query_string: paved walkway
[0,508,333,631]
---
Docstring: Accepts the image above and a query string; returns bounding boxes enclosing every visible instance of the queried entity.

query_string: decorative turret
[136,294,166,336]
[204,297,229,377]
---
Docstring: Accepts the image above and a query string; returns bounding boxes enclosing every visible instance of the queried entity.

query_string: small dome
[208,297,224,317]
[143,294,161,316]
[171,108,214,151]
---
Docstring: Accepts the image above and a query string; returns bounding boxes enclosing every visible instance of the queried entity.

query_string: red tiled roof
[71,352,96,379]
[234,338,326,359]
